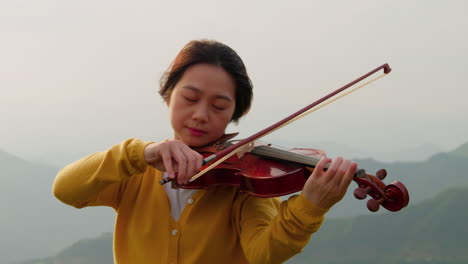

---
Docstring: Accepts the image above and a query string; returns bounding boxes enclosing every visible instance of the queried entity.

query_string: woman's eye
[212,105,226,111]
[184,96,197,102]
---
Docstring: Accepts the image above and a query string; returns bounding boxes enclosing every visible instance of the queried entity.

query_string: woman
[53,39,357,264]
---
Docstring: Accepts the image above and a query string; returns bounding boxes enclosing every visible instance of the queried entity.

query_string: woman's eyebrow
[182,85,233,102]
[215,94,233,102]
[182,85,201,93]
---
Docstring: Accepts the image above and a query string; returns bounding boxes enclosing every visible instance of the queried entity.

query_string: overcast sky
[1,0,467,166]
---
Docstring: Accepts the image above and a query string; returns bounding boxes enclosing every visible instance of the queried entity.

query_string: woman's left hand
[302,156,357,210]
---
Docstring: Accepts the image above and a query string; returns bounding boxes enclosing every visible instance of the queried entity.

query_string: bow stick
[161,63,391,185]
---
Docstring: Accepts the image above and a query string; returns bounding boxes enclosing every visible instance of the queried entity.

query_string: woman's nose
[192,103,209,122]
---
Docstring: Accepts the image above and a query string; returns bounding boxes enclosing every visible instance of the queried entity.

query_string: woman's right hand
[144,140,203,185]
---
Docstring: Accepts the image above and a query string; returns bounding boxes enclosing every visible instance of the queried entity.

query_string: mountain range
[0,150,115,264]
[1,141,468,263]
[20,187,468,264]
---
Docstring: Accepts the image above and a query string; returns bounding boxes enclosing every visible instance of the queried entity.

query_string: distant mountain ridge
[0,149,115,264]
[21,141,447,168]
[3,140,468,263]
[20,187,468,264]
[277,140,446,163]
[327,143,468,218]
[287,187,468,264]
[449,141,468,159]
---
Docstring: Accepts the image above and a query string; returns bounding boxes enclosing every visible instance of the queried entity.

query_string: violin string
[189,143,251,182]
[188,72,387,182]
[251,145,322,166]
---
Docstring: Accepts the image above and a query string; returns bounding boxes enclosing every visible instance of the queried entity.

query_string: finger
[187,152,203,183]
[179,146,201,184]
[331,159,351,184]
[183,151,199,184]
[325,156,343,181]
[181,147,201,184]
[161,151,175,178]
[177,157,188,185]
[170,147,187,184]
[194,152,204,171]
[340,161,357,188]
[311,156,331,179]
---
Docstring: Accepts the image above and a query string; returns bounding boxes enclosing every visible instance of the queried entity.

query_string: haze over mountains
[1,141,468,263]
[3,1,468,263]
[290,187,468,264]
[20,141,446,169]
[0,150,115,264]
[21,187,468,264]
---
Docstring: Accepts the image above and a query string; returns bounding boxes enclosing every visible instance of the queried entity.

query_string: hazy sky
[1,0,467,166]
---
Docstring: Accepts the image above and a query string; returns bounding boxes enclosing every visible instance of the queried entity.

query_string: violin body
[175,140,409,212]
[182,149,313,198]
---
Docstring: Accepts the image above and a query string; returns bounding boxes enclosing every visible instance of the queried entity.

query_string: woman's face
[167,63,236,147]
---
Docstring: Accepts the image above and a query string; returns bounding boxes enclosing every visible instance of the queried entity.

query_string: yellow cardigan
[53,138,328,264]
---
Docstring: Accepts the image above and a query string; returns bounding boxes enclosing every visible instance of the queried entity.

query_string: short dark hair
[159,40,253,123]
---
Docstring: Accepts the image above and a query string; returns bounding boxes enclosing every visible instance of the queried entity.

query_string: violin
[163,136,409,213]
[160,64,410,213]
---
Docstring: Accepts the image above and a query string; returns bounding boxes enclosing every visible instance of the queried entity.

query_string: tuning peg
[353,186,371,200]
[375,169,387,180]
[367,197,384,212]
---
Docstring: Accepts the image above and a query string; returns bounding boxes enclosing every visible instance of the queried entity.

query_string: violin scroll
[353,169,409,212]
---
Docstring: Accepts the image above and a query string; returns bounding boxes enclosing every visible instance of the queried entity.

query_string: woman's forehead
[175,64,236,97]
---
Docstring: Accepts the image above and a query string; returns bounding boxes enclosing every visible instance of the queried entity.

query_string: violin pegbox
[352,169,409,212]
[353,169,386,200]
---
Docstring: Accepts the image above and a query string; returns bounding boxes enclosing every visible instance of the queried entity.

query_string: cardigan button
[171,229,178,236]
[187,198,194,205]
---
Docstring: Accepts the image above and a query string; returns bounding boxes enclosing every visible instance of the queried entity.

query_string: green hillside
[21,187,468,264]
[19,233,113,264]
[0,150,115,264]
[288,187,468,264]
[449,142,468,159]
[5,140,468,263]
[328,145,468,218]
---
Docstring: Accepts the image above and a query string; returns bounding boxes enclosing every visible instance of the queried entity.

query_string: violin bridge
[236,142,256,159]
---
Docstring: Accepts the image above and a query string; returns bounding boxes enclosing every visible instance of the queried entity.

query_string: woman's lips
[188,128,206,136]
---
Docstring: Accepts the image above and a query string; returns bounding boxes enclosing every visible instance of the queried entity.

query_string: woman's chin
[182,136,210,148]
[177,131,222,147]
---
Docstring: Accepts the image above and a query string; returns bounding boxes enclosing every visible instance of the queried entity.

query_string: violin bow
[183,64,392,183]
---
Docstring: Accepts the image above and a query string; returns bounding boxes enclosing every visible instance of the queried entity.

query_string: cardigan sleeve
[233,193,329,264]
[52,138,151,210]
